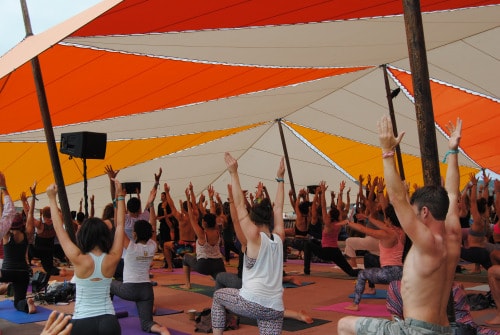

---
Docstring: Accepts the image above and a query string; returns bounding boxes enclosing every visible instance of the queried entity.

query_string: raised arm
[186,186,204,241]
[164,183,180,219]
[107,179,126,264]
[377,115,419,238]
[227,184,246,246]
[0,172,15,239]
[224,152,259,242]
[104,164,119,201]
[47,184,83,265]
[444,119,462,222]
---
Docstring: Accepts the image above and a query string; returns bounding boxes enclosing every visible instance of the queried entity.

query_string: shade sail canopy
[0,0,498,214]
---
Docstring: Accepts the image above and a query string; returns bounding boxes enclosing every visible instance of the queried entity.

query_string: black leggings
[0,268,30,312]
[71,314,121,335]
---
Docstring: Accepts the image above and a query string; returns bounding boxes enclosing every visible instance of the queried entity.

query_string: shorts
[355,317,452,335]
[174,241,196,255]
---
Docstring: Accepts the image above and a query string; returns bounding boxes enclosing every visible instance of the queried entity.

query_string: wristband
[276,178,284,183]
[442,149,459,162]
[0,186,6,191]
[382,151,395,159]
[116,196,125,201]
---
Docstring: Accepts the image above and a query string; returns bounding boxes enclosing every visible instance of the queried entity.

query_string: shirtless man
[162,182,196,271]
[338,115,462,334]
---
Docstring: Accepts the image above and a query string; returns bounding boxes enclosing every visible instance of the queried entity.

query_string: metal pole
[401,0,441,186]
[83,158,89,218]
[20,0,76,241]
[277,119,296,202]
[382,65,405,181]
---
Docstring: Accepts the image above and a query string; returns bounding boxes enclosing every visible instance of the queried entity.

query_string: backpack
[43,281,76,304]
[194,307,240,333]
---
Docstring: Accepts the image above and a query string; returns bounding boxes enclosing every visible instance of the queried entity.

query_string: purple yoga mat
[119,316,190,335]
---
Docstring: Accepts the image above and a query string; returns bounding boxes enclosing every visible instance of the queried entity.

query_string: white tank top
[239,232,284,311]
[73,252,115,319]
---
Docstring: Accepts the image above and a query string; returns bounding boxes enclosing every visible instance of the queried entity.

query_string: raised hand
[377,114,405,152]
[445,118,462,150]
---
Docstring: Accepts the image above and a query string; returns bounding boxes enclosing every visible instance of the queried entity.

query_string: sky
[0,0,101,56]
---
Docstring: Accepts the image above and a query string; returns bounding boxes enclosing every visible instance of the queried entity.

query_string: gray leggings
[212,288,284,335]
[111,280,157,332]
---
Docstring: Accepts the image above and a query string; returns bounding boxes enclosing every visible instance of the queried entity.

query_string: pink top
[494,223,500,235]
[379,227,405,267]
[321,224,340,248]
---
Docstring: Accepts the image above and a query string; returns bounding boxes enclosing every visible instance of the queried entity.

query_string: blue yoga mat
[113,296,182,316]
[348,289,387,299]
[119,316,190,335]
[0,299,52,324]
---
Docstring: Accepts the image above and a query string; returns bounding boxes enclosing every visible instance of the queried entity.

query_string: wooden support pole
[382,65,406,181]
[277,119,297,203]
[402,0,441,186]
[20,0,76,241]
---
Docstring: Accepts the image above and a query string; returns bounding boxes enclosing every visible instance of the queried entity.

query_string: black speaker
[122,182,141,194]
[60,132,107,159]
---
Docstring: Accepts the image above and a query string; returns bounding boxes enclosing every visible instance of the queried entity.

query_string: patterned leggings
[212,288,284,335]
[353,265,403,304]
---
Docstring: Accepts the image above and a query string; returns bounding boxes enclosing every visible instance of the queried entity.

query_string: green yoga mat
[163,283,215,297]
[239,316,331,332]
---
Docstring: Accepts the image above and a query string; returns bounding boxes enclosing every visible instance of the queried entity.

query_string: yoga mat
[348,289,387,299]
[239,316,331,332]
[314,302,391,317]
[465,284,490,292]
[0,300,53,324]
[162,283,214,297]
[283,281,315,288]
[113,296,182,317]
[0,318,44,335]
[118,316,190,335]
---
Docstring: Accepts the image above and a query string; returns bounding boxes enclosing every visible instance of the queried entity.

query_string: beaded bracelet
[275,178,284,183]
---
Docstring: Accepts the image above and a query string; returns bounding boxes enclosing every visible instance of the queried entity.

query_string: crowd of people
[0,114,499,335]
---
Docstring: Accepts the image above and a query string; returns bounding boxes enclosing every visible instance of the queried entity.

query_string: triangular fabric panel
[388,67,500,174]
[72,0,500,36]
[0,43,369,135]
[286,121,480,190]
[0,123,259,201]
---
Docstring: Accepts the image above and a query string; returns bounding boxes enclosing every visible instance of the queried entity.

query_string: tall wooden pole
[382,65,405,181]
[401,0,441,186]
[277,119,296,202]
[20,0,76,241]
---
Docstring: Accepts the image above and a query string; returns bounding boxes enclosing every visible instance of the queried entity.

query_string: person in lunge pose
[211,153,286,335]
[338,115,463,334]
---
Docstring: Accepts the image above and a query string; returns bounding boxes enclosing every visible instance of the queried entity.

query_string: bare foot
[179,284,191,290]
[344,303,359,311]
[287,276,303,287]
[163,267,174,272]
[298,310,313,324]
[27,297,37,314]
[364,288,376,295]
[151,324,171,335]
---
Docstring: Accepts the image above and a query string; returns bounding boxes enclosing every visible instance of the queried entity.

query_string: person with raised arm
[211,153,286,334]
[47,178,125,335]
[338,115,463,334]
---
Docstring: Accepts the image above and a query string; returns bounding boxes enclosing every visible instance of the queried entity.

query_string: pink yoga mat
[314,302,391,317]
